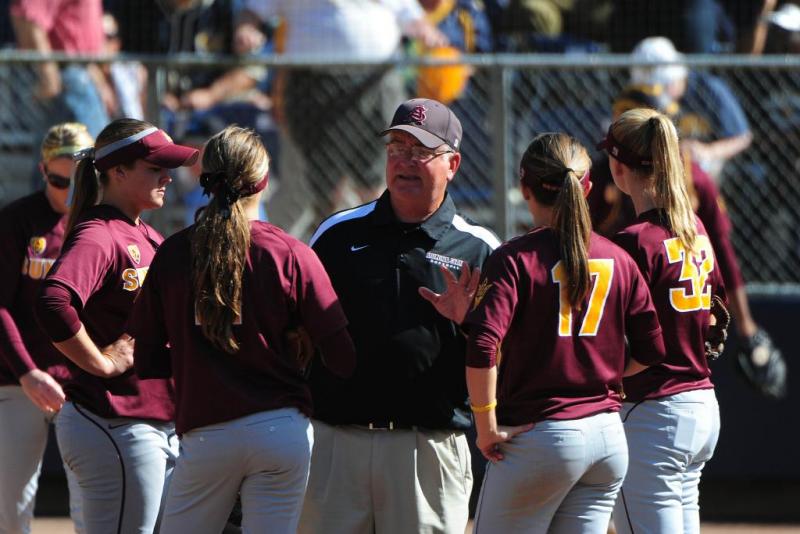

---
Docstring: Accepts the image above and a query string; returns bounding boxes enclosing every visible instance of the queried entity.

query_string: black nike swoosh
[108,422,129,429]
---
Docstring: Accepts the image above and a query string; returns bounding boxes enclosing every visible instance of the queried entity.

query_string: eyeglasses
[45,172,71,190]
[386,143,454,162]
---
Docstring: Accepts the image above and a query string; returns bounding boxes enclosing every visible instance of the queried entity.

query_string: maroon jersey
[465,228,665,426]
[127,222,349,435]
[614,209,725,402]
[589,155,743,291]
[44,204,174,421]
[0,192,70,385]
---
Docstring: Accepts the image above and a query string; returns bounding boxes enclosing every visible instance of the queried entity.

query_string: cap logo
[127,244,141,264]
[611,146,619,156]
[407,105,427,125]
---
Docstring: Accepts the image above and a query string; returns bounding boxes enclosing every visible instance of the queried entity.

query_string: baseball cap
[613,84,680,118]
[93,127,199,172]
[630,37,688,86]
[381,98,462,151]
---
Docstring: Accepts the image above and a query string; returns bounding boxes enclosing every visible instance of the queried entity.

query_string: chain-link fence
[1,53,799,288]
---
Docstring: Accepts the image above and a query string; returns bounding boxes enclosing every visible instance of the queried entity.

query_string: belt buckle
[368,421,394,430]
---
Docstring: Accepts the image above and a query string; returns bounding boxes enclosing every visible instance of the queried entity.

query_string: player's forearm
[0,307,37,378]
[467,365,498,434]
[53,326,118,377]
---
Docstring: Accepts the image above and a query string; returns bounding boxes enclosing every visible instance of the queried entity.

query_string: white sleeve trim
[452,214,501,250]
[309,201,378,247]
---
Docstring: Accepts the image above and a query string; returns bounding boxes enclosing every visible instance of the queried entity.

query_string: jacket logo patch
[425,251,464,269]
[30,236,46,255]
[127,244,141,264]
[472,279,492,310]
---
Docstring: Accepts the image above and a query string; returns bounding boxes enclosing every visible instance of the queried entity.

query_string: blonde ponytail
[610,108,697,252]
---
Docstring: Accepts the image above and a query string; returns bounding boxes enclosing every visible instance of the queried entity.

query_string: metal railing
[2,51,799,290]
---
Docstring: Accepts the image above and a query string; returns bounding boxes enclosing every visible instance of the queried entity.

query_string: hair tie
[199,172,225,198]
[564,167,574,177]
[649,116,660,129]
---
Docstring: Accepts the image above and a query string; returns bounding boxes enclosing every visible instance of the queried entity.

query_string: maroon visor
[596,128,652,169]
[94,128,199,172]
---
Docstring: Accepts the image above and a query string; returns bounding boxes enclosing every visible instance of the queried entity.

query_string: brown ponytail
[520,133,593,307]
[191,126,269,354]
[611,108,697,252]
[66,118,155,234]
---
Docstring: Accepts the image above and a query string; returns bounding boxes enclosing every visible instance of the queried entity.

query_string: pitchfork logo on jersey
[472,279,492,310]
[407,105,427,125]
[127,244,141,264]
[30,236,47,256]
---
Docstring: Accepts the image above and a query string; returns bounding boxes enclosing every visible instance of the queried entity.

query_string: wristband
[470,400,497,413]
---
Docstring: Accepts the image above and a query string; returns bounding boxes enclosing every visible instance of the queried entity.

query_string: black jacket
[309,191,499,430]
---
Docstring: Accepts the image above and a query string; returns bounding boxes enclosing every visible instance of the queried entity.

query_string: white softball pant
[474,411,628,534]
[613,388,720,534]
[55,401,178,534]
[0,385,83,534]
[160,407,313,534]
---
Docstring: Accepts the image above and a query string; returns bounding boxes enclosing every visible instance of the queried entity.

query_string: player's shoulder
[308,200,379,248]
[250,221,318,265]
[591,232,640,266]
[158,226,193,254]
[448,212,501,250]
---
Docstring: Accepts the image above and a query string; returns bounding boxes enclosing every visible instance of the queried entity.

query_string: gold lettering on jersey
[21,257,56,280]
[425,252,464,269]
[121,267,150,291]
[127,244,141,264]
[664,235,714,312]
[30,236,47,255]
[472,279,492,310]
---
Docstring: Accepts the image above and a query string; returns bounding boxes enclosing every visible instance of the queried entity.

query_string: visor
[94,128,199,172]
[381,125,447,149]
[596,129,652,169]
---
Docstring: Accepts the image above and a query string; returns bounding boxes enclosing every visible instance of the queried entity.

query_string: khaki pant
[299,420,472,534]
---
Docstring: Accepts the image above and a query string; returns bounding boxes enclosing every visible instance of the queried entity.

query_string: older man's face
[385,131,460,217]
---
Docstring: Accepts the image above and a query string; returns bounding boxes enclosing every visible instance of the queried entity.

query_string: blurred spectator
[631,36,752,180]
[763,2,800,53]
[155,0,280,228]
[718,0,778,54]
[483,0,608,52]
[0,0,14,47]
[100,12,147,120]
[416,0,494,212]
[160,0,272,130]
[10,0,110,137]
[105,0,170,53]
[607,0,720,53]
[235,0,448,226]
